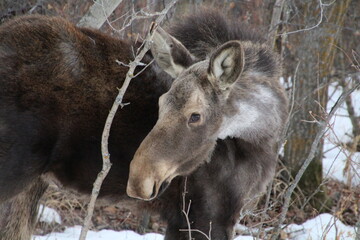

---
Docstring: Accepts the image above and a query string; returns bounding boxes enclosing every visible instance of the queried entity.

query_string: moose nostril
[150,183,157,199]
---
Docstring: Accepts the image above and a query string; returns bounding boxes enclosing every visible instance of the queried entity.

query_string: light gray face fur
[126,27,285,200]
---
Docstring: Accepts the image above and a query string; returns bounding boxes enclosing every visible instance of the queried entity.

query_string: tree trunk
[283,0,352,210]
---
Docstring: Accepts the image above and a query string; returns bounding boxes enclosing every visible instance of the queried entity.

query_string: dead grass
[35,184,166,236]
[35,177,359,238]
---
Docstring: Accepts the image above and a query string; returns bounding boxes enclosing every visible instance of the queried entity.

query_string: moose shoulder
[0,10,287,240]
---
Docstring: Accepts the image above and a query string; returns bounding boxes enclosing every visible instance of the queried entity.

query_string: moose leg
[0,178,48,240]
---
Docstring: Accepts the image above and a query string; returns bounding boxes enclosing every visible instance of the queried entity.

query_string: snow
[32,214,358,240]
[234,236,257,240]
[285,214,357,240]
[32,83,359,240]
[323,82,360,186]
[233,214,357,240]
[37,205,62,225]
[32,226,163,240]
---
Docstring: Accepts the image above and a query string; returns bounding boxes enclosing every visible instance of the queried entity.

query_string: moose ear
[150,26,195,78]
[207,41,245,91]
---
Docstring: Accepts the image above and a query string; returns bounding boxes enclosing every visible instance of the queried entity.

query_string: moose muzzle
[126,154,175,201]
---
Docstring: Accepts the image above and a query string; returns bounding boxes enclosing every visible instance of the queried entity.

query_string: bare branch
[77,0,123,29]
[78,1,178,240]
[181,177,193,240]
[268,0,286,47]
[278,0,334,37]
[271,81,360,239]
[340,79,360,139]
[180,177,212,240]
[111,8,167,33]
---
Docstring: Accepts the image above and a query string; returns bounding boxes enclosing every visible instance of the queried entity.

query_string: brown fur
[0,179,48,240]
[0,14,171,239]
[0,10,287,240]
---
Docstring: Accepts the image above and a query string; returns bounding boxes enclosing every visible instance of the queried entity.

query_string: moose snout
[126,149,159,200]
[126,176,171,200]
[126,176,158,201]
[126,154,176,200]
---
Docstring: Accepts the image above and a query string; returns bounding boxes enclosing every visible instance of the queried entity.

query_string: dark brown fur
[0,14,171,239]
[0,10,287,240]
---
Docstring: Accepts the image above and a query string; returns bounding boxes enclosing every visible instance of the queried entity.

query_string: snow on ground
[32,84,359,239]
[323,82,360,186]
[32,227,163,240]
[38,204,62,225]
[285,213,357,240]
[32,213,358,240]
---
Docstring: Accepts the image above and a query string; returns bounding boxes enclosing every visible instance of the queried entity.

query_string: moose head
[126,27,246,200]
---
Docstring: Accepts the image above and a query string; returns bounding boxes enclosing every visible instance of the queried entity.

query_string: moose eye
[188,113,201,124]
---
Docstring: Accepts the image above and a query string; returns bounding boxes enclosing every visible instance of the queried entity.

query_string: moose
[0,9,287,240]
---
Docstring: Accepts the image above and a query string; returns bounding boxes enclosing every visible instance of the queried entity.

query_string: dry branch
[271,81,360,239]
[340,79,360,139]
[111,8,168,33]
[278,0,329,37]
[268,0,286,48]
[179,177,211,240]
[77,0,123,29]
[78,1,178,239]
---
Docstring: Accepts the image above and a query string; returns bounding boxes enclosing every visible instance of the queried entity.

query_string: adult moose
[0,9,287,240]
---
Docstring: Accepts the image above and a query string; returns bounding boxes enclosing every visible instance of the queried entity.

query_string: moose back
[0,10,287,240]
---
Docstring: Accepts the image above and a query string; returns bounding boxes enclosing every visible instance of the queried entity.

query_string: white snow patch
[32,214,358,240]
[323,83,360,186]
[234,235,260,240]
[285,213,357,240]
[37,204,62,225]
[32,226,164,240]
[234,223,273,237]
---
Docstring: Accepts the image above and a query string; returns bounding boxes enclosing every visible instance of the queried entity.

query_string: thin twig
[268,0,286,47]
[278,0,335,37]
[78,1,178,240]
[181,177,192,240]
[77,0,123,29]
[180,177,212,240]
[271,81,360,239]
[114,9,166,33]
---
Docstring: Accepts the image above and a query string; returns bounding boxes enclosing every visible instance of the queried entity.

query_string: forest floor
[34,178,359,239]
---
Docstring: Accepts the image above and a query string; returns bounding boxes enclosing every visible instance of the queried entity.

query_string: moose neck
[217,78,283,145]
